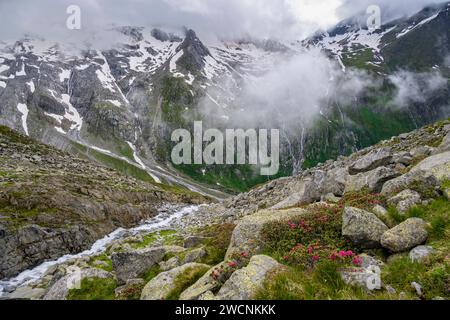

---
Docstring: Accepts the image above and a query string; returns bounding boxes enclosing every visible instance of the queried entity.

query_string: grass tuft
[67,277,117,300]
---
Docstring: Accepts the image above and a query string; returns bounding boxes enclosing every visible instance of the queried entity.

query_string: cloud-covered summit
[0,0,446,43]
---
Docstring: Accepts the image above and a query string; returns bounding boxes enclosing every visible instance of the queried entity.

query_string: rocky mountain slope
[0,125,208,280]
[304,2,450,73]
[3,119,449,300]
[1,3,450,193]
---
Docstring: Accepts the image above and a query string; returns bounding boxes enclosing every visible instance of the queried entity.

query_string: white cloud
[0,0,444,43]
[389,70,447,107]
[199,49,376,133]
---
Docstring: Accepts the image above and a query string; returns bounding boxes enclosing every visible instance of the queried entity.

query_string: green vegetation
[387,198,450,241]
[67,277,117,300]
[129,230,182,249]
[161,76,194,125]
[196,223,236,265]
[341,47,382,72]
[166,265,210,300]
[382,256,449,300]
[261,204,358,267]
[302,97,417,171]
[175,163,288,193]
[89,254,113,272]
[1,205,59,230]
[255,261,409,300]
[442,179,450,190]
[0,125,57,155]
[87,147,156,184]
[258,190,449,300]
[142,265,162,283]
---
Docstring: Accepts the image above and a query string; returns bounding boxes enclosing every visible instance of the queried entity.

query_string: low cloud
[336,0,445,24]
[199,49,377,133]
[388,70,448,107]
[0,0,445,45]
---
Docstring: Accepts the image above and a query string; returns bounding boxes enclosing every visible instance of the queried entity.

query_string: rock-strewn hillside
[222,118,450,216]
[0,125,208,279]
[2,119,449,300]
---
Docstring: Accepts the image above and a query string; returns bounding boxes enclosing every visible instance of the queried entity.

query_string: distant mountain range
[1,2,450,194]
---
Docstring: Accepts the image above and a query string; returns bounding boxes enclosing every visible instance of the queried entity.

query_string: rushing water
[0,205,201,297]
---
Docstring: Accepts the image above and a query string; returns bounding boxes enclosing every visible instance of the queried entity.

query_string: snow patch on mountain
[59,69,71,82]
[15,60,26,77]
[170,49,184,77]
[396,12,440,38]
[16,103,29,136]
[27,80,35,93]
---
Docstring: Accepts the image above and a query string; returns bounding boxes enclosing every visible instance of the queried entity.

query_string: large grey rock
[342,207,389,248]
[215,255,283,300]
[112,247,165,284]
[410,146,434,158]
[225,208,307,259]
[0,224,95,279]
[340,254,384,291]
[381,169,438,196]
[381,218,428,253]
[345,167,400,194]
[372,205,388,220]
[43,268,112,300]
[141,263,209,300]
[349,148,392,175]
[270,180,319,209]
[340,267,382,291]
[409,246,435,262]
[393,152,413,166]
[409,151,450,182]
[387,189,421,213]
[179,262,228,300]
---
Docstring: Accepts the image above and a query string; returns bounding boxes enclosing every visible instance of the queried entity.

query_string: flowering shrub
[339,190,386,211]
[261,204,361,269]
[209,251,250,285]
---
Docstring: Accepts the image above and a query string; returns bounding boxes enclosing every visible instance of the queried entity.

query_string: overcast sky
[0,0,446,41]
